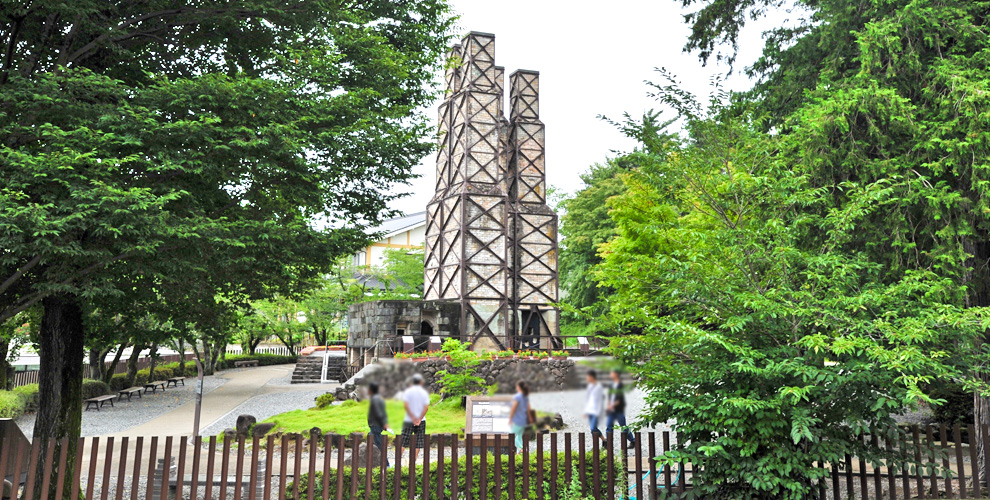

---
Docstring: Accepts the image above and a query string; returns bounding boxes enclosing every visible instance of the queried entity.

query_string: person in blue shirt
[509,380,532,451]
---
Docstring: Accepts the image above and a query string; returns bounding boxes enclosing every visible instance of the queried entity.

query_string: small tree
[435,339,487,402]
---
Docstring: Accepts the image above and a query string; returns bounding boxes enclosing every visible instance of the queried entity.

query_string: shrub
[81,379,112,399]
[286,451,618,500]
[314,393,335,409]
[0,390,26,418]
[109,373,130,391]
[13,384,39,412]
[435,339,487,401]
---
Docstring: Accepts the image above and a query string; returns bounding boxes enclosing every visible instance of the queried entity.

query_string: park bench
[233,360,259,368]
[117,387,143,401]
[84,395,116,411]
[166,376,186,388]
[143,380,167,393]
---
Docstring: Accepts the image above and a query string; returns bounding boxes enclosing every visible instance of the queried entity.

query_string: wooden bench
[117,387,143,401]
[143,380,167,393]
[84,395,116,411]
[166,376,186,388]
[233,360,259,368]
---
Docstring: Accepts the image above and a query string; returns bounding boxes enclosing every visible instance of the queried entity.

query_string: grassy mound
[263,395,467,436]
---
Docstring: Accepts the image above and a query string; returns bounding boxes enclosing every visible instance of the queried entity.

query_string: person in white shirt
[398,373,430,462]
[584,369,605,443]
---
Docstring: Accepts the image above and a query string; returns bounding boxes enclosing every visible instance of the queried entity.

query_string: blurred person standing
[367,382,391,467]
[398,373,430,462]
[509,380,532,451]
[584,369,605,442]
[606,369,635,445]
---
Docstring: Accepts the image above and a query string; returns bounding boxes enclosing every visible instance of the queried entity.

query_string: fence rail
[225,346,298,357]
[3,422,989,500]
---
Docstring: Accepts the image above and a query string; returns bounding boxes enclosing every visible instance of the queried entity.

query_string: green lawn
[262,395,468,436]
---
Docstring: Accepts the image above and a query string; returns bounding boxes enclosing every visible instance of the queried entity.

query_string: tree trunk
[102,343,126,384]
[200,337,216,375]
[148,343,159,379]
[126,344,145,385]
[176,338,186,375]
[33,293,85,500]
[965,233,990,487]
[87,348,100,379]
[0,339,11,390]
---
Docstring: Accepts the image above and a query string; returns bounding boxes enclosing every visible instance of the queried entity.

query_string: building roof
[368,211,427,239]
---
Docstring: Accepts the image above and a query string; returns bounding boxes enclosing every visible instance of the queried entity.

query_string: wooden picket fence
[3,422,990,500]
[10,370,39,388]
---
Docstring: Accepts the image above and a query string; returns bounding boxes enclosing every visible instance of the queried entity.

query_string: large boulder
[236,415,257,436]
[252,422,276,438]
[342,441,383,468]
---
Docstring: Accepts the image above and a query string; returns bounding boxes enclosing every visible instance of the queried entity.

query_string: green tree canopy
[602,88,987,499]
[0,1,453,490]
[672,0,990,475]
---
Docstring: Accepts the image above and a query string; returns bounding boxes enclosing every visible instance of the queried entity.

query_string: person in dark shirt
[606,369,636,445]
[367,382,391,467]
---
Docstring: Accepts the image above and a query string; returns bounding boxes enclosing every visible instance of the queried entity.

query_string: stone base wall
[345,358,579,400]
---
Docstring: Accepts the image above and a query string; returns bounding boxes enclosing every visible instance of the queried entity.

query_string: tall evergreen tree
[674,0,990,475]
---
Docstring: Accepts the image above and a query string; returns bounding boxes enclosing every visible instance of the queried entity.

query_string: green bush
[109,373,130,391]
[929,383,974,425]
[286,451,618,500]
[13,384,39,412]
[159,361,197,377]
[0,390,26,418]
[109,361,200,391]
[81,379,112,399]
[436,339,487,401]
[218,353,297,369]
[314,392,335,409]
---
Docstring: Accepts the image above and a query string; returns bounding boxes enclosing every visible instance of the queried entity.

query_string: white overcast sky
[387,0,793,215]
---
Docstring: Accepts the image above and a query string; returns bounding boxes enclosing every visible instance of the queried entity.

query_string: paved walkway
[110,364,327,437]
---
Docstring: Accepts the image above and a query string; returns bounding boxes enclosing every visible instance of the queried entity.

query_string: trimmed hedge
[108,355,296,391]
[109,363,194,391]
[13,384,39,412]
[82,379,112,399]
[286,451,619,500]
[0,390,26,418]
[0,384,39,418]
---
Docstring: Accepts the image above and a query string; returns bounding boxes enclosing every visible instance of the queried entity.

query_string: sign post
[193,358,204,437]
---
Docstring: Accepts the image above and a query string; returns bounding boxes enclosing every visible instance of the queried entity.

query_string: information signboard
[465,396,514,434]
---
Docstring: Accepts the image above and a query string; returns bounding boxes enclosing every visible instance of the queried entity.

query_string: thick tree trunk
[126,344,145,385]
[102,343,126,384]
[33,294,85,500]
[201,337,216,375]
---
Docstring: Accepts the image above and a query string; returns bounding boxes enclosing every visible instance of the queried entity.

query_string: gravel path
[200,389,330,436]
[14,376,228,439]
